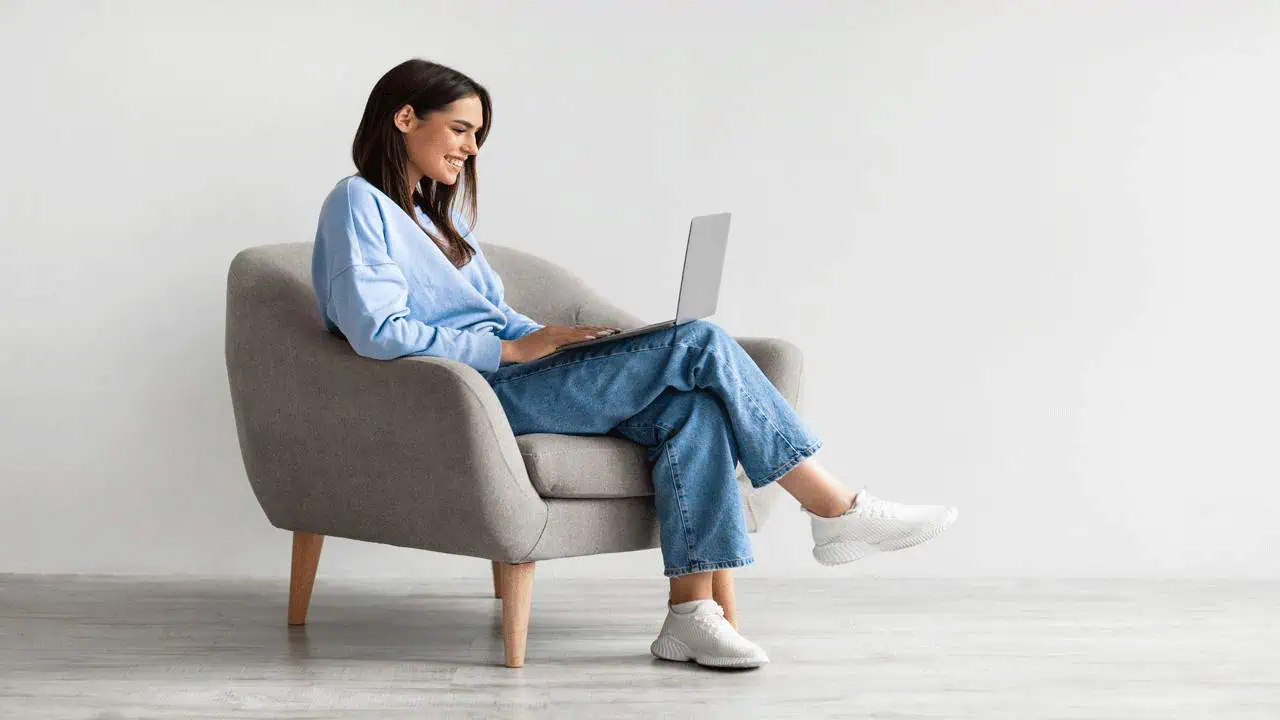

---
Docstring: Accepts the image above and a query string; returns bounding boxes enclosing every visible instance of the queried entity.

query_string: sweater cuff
[470,331,503,372]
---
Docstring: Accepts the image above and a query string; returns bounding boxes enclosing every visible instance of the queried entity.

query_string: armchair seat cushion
[515,433,748,499]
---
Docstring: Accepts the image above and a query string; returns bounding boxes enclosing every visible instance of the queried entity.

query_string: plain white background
[2,0,1277,581]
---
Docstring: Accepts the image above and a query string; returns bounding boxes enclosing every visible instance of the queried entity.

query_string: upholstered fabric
[225,241,808,564]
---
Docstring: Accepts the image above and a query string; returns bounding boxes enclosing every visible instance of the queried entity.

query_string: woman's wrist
[499,339,519,364]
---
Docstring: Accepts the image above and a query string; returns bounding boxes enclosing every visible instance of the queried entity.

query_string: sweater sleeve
[321,192,503,371]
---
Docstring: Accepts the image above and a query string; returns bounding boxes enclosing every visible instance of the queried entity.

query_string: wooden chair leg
[500,561,536,667]
[712,568,738,630]
[491,560,504,598]
[288,531,324,626]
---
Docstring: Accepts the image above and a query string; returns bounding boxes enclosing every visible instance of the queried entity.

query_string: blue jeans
[478,319,824,577]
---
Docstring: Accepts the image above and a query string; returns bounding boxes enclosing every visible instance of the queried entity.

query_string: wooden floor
[1,575,1275,719]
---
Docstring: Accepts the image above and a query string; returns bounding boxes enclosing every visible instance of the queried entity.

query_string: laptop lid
[674,212,732,323]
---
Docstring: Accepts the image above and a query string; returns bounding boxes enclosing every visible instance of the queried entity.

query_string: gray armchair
[224,241,810,667]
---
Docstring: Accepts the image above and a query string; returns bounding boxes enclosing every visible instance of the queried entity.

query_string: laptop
[541,211,732,357]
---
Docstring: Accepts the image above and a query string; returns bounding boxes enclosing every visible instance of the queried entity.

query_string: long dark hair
[351,59,492,268]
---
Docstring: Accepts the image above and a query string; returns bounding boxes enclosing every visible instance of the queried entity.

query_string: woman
[312,58,958,669]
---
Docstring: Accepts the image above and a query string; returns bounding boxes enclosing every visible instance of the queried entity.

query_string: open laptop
[540,211,731,357]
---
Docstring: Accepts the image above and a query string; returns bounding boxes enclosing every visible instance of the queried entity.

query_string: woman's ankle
[805,492,857,518]
[668,570,714,605]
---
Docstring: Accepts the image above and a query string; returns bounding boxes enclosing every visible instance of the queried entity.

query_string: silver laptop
[544,211,731,356]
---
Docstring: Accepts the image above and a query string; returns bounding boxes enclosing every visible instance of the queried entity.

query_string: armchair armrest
[238,348,547,563]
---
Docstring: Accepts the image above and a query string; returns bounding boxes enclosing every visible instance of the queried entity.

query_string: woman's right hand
[500,324,620,364]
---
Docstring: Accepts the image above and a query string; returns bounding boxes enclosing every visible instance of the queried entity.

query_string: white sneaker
[806,486,958,566]
[649,599,769,669]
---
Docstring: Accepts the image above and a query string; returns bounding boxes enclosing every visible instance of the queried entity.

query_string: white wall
[2,0,1277,580]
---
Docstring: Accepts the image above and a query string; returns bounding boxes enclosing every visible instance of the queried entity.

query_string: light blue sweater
[311,175,545,371]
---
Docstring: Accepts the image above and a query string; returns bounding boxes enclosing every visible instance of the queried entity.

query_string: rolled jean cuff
[752,438,824,489]
[664,556,755,578]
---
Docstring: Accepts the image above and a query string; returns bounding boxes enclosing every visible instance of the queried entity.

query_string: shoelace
[852,487,902,521]
[690,607,737,642]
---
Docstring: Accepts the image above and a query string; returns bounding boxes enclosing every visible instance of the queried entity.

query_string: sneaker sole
[813,506,958,566]
[650,635,769,669]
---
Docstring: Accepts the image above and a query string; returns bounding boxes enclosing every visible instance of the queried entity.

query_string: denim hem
[751,438,824,489]
[664,556,755,578]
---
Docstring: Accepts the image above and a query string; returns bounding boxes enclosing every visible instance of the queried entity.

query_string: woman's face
[395,95,483,189]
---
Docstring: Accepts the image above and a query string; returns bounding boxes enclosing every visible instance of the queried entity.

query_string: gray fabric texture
[224,241,809,563]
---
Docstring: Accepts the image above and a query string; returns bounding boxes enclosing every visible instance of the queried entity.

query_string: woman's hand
[500,324,620,364]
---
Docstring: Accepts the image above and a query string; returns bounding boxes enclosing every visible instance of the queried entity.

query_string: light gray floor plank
[0,575,1276,719]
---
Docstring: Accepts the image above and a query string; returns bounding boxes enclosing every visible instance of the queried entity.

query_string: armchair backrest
[224,241,594,387]
[477,243,593,327]
[223,240,608,522]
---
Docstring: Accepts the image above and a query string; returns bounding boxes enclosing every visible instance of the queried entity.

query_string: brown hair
[351,58,492,268]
